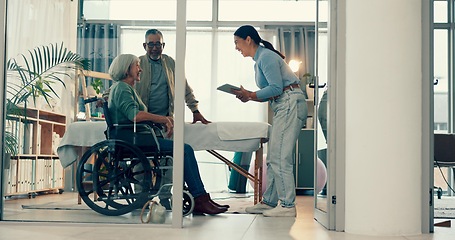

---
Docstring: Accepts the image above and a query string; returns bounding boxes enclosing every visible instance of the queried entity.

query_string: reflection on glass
[315,0,329,213]
[316,87,328,212]
[433,29,448,133]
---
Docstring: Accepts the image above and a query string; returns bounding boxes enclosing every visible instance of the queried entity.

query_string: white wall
[344,0,423,235]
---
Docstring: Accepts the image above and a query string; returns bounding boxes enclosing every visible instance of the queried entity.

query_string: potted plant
[301,73,316,100]
[302,72,315,86]
[90,78,104,95]
[4,42,88,158]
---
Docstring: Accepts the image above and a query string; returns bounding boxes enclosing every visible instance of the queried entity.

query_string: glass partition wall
[433,0,455,197]
[1,0,321,225]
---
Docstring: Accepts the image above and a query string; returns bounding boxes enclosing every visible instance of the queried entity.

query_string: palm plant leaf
[4,42,89,155]
[6,42,89,107]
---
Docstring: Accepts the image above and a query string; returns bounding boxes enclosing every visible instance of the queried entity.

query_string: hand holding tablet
[217,84,241,95]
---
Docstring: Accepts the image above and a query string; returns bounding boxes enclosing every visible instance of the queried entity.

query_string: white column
[172,0,186,228]
[342,0,424,235]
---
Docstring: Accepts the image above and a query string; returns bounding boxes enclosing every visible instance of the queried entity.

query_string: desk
[57,121,270,204]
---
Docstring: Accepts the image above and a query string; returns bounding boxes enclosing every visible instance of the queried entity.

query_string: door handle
[309,83,327,89]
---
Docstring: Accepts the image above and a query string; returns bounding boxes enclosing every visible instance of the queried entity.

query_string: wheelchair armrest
[113,123,156,133]
[114,121,163,131]
[108,122,163,152]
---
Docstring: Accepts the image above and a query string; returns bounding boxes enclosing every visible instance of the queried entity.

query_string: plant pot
[26,97,43,109]
[306,84,314,100]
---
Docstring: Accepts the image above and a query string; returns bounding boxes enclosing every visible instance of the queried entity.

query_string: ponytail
[261,39,285,59]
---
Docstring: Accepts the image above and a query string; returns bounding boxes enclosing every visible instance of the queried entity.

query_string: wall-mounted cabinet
[4,107,65,197]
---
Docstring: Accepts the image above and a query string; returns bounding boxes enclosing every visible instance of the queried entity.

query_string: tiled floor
[0,192,454,240]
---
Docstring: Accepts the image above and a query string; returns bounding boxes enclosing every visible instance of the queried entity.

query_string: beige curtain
[7,0,76,60]
[276,26,315,79]
[6,0,78,120]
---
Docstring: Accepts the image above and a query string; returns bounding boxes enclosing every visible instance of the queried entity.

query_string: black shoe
[193,193,227,215]
[208,193,230,209]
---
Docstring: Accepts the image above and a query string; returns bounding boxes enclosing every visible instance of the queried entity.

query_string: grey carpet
[21,196,254,214]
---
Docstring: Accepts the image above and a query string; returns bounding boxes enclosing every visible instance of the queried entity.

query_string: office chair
[433,133,455,199]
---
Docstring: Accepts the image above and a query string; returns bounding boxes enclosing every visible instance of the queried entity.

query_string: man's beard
[150,54,161,61]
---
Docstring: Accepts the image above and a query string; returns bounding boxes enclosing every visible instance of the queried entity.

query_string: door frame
[318,0,433,233]
[333,0,346,232]
[423,0,433,234]
[0,0,7,221]
[313,0,340,230]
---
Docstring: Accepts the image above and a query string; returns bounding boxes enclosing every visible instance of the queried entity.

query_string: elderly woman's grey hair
[109,54,140,81]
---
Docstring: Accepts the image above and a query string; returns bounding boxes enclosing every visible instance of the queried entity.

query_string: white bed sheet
[57,121,270,168]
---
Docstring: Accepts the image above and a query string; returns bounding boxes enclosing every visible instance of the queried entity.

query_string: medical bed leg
[254,147,263,204]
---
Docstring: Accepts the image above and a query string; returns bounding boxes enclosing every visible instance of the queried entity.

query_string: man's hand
[192,112,211,124]
[163,116,174,138]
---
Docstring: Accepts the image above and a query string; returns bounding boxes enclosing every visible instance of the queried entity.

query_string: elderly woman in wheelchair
[76,54,228,216]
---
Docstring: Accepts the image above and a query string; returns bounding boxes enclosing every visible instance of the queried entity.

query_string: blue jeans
[262,88,307,208]
[157,138,207,199]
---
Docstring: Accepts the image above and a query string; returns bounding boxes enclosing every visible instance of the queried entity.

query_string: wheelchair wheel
[182,190,195,217]
[168,189,194,217]
[76,139,161,216]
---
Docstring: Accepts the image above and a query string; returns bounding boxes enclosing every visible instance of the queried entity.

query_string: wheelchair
[76,98,194,217]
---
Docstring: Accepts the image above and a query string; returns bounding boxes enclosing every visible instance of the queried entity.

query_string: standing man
[135,29,210,124]
[134,29,213,211]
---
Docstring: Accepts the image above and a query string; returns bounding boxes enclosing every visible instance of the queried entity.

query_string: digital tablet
[217,83,241,95]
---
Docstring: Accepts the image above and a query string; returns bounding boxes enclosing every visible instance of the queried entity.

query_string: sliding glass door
[313,0,336,229]
[1,0,320,225]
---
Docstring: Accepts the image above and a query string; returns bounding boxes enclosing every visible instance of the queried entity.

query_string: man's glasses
[146,42,164,48]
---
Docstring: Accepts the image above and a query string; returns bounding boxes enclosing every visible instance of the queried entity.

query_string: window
[434,0,448,23]
[120,27,269,123]
[83,0,212,21]
[434,29,449,133]
[218,0,318,22]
